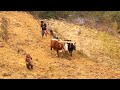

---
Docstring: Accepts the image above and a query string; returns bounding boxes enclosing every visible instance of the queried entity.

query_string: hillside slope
[47,19,120,70]
[0,11,120,79]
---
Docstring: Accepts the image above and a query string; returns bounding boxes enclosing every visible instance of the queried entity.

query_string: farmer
[40,21,47,37]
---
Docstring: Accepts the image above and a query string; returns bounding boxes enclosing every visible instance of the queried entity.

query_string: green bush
[28,11,76,19]
[112,21,118,35]
[28,11,120,35]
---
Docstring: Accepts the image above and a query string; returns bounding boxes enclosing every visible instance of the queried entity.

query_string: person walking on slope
[40,21,48,37]
[49,29,58,39]
[25,53,33,70]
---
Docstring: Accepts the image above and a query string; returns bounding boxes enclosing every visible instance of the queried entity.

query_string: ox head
[67,42,76,51]
[63,40,76,51]
[71,42,76,50]
[73,42,76,50]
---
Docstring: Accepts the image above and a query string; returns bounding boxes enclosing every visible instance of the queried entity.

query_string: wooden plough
[58,40,76,44]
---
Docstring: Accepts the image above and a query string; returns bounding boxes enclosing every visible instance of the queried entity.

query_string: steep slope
[47,19,120,70]
[0,11,120,79]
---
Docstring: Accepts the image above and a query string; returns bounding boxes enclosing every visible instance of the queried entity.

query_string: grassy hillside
[0,11,120,79]
[0,11,42,78]
[47,19,120,70]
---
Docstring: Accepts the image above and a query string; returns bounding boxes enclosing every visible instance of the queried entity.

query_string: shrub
[112,21,118,35]
[1,17,9,42]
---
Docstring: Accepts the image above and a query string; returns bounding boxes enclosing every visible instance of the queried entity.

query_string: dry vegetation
[0,11,120,79]
[47,19,120,70]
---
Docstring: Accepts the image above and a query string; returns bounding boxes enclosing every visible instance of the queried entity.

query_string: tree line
[28,11,120,36]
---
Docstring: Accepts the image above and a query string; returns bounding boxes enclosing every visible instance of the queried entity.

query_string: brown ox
[50,39,65,57]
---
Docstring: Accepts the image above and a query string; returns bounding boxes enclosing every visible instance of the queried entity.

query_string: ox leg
[65,51,69,58]
[64,51,67,58]
[69,51,72,56]
[50,46,52,50]
[50,47,52,54]
[63,50,66,58]
[60,49,65,58]
[57,50,59,57]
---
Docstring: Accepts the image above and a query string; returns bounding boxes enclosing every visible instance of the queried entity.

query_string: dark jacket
[41,23,47,30]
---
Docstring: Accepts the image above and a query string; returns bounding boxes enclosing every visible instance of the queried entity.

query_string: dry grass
[47,19,120,70]
[0,11,120,79]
